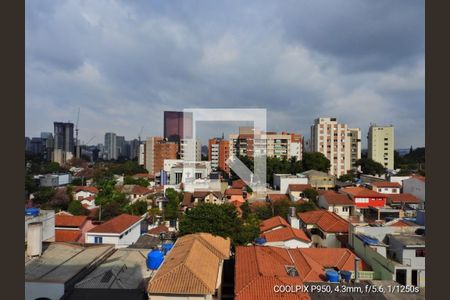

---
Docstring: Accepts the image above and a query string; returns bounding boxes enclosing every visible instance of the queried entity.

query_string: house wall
[264,239,311,249]
[317,196,352,218]
[373,187,400,194]
[75,191,95,200]
[25,210,55,242]
[388,238,425,269]
[352,236,395,281]
[86,221,141,248]
[403,178,425,204]
[273,175,308,193]
[25,281,65,300]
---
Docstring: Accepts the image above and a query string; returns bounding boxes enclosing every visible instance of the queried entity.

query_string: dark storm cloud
[25,0,424,148]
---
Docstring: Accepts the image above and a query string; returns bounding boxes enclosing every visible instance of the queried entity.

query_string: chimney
[288,207,300,229]
[27,222,43,257]
[354,257,360,283]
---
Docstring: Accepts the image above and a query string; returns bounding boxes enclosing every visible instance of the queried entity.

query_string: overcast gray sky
[25,0,424,148]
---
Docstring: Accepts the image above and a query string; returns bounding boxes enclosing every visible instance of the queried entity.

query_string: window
[416,249,426,257]
[94,236,103,244]
[342,206,349,212]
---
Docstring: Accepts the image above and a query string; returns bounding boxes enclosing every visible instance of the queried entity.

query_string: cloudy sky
[25,0,424,148]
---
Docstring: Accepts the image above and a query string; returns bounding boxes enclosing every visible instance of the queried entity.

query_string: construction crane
[75,108,80,157]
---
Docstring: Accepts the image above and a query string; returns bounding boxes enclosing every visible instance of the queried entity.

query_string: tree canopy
[302,152,331,173]
[356,158,385,176]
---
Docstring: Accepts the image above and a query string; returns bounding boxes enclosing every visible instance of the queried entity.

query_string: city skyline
[26,0,424,148]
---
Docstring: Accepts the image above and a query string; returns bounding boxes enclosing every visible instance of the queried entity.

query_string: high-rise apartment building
[163,111,193,143]
[144,137,178,175]
[209,137,230,172]
[53,122,74,164]
[368,124,394,170]
[310,117,361,177]
[129,139,140,160]
[180,139,202,161]
[104,132,117,160]
[115,135,125,158]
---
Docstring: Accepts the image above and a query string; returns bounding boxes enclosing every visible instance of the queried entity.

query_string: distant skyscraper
[209,137,230,172]
[53,122,74,164]
[129,139,140,160]
[163,111,193,142]
[104,132,117,160]
[116,135,125,158]
[368,124,394,170]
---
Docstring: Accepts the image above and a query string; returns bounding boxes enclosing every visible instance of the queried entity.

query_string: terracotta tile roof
[225,188,243,196]
[386,193,420,204]
[387,219,417,227]
[230,195,245,203]
[55,229,82,242]
[320,190,354,206]
[261,227,311,243]
[56,211,74,216]
[148,225,169,235]
[235,246,369,300]
[55,215,88,228]
[288,184,312,192]
[298,210,349,233]
[182,192,194,207]
[87,214,142,234]
[130,185,152,195]
[73,186,99,194]
[267,194,289,202]
[193,191,222,199]
[148,233,230,295]
[410,175,426,182]
[81,195,95,202]
[260,216,290,233]
[232,179,247,189]
[132,173,154,179]
[341,187,386,198]
[370,181,401,188]
[229,199,244,215]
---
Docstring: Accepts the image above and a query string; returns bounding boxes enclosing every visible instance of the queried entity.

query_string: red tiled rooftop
[232,179,247,189]
[55,229,82,243]
[148,225,169,235]
[73,186,99,194]
[131,185,152,195]
[55,215,88,228]
[388,219,417,227]
[87,214,142,234]
[261,226,311,243]
[370,181,401,188]
[386,193,420,204]
[260,216,290,232]
[341,187,386,198]
[320,190,355,205]
[298,210,349,233]
[225,188,243,196]
[288,184,312,192]
[267,194,289,202]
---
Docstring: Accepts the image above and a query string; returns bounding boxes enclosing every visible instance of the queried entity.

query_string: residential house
[287,184,312,201]
[71,248,152,300]
[147,233,231,300]
[402,175,425,207]
[317,190,356,219]
[386,193,420,210]
[85,214,143,248]
[368,181,401,194]
[266,193,290,203]
[297,210,350,248]
[301,169,336,190]
[120,184,152,203]
[340,187,387,214]
[25,209,55,243]
[234,246,371,300]
[261,226,312,248]
[148,225,170,237]
[260,216,291,233]
[55,214,95,243]
[73,186,99,200]
[273,173,308,194]
[181,191,224,211]
[25,243,114,300]
[224,188,246,200]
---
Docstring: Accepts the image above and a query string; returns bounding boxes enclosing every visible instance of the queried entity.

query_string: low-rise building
[73,186,99,200]
[301,169,336,190]
[402,175,425,206]
[386,193,421,209]
[273,173,308,194]
[260,216,291,234]
[71,248,152,300]
[261,226,312,248]
[119,184,152,203]
[287,183,312,201]
[340,187,387,213]
[39,173,72,187]
[25,243,114,300]
[25,209,55,243]
[181,191,224,211]
[369,181,401,194]
[86,214,143,248]
[147,233,231,300]
[317,190,356,218]
[297,210,350,248]
[55,214,95,243]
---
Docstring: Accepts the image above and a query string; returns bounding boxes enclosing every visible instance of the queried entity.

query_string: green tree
[234,213,260,245]
[148,207,162,224]
[252,203,272,220]
[126,200,148,216]
[124,176,150,187]
[302,152,331,172]
[164,188,183,221]
[241,200,251,220]
[356,158,385,176]
[296,201,317,212]
[33,187,56,206]
[67,200,88,215]
[302,188,318,203]
[338,174,354,182]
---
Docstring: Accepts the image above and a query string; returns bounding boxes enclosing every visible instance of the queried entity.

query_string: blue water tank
[147,249,164,270]
[25,208,40,216]
[255,238,266,245]
[162,243,174,255]
[340,270,352,282]
[326,270,340,283]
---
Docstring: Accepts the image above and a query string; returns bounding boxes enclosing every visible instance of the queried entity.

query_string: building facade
[163,111,193,143]
[310,117,361,176]
[368,124,394,170]
[104,132,117,160]
[53,122,74,164]
[208,137,230,172]
[144,137,178,175]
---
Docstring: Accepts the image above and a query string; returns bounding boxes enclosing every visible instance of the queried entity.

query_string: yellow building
[368,125,394,170]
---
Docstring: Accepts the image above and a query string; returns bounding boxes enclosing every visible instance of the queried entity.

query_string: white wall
[25,282,64,300]
[86,221,141,248]
[25,210,55,242]
[75,191,95,200]
[273,175,308,193]
[403,178,425,203]
[264,239,311,249]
